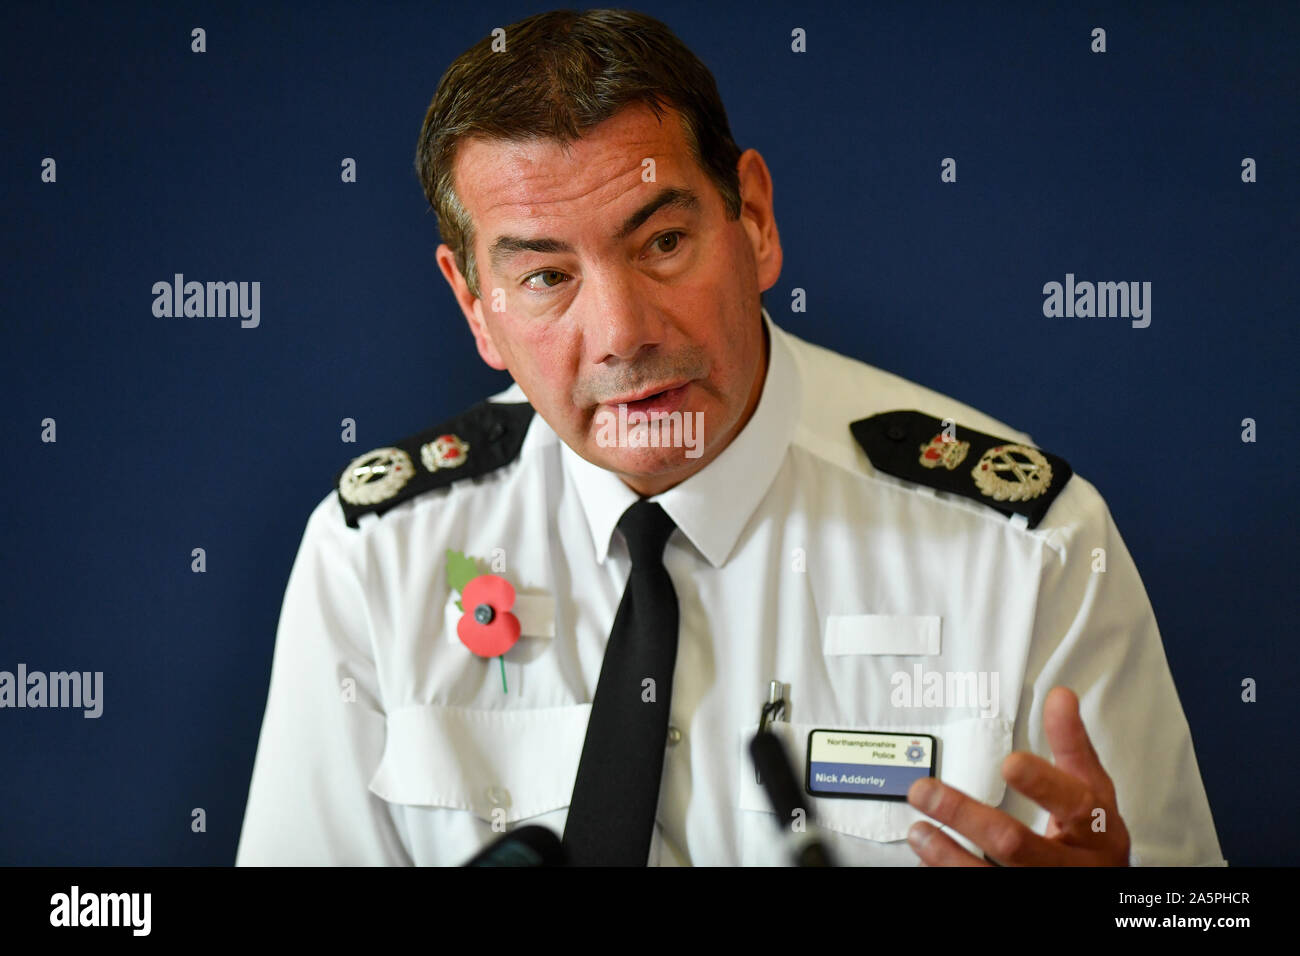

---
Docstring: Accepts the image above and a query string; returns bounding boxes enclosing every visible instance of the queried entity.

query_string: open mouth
[607,382,691,416]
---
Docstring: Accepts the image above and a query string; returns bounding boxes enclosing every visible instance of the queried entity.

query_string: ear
[735,149,783,295]
[435,243,508,370]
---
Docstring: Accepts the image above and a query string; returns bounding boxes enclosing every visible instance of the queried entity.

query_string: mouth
[602,380,693,417]
[607,380,690,405]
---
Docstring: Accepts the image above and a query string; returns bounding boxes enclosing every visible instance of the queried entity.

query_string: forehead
[452,104,701,228]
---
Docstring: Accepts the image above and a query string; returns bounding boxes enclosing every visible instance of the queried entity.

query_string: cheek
[506,325,582,415]
[487,313,545,367]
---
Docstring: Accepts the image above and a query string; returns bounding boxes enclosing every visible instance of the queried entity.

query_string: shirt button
[666,726,683,746]
[486,786,512,809]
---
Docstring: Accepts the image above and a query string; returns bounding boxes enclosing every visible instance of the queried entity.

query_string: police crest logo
[918,433,970,470]
[338,447,415,505]
[420,433,470,471]
[971,444,1053,502]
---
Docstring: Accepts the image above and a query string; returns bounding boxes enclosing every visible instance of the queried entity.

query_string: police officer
[235,9,1223,866]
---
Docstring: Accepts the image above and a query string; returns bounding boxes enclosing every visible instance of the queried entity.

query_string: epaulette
[849,410,1072,529]
[334,400,535,528]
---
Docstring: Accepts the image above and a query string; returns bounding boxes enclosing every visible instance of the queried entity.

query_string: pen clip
[757,700,785,734]
[756,680,787,783]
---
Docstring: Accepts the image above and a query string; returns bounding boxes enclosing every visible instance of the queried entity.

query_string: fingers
[907,777,1068,866]
[1042,686,1113,798]
[907,821,990,866]
[906,688,1131,866]
[1001,750,1099,826]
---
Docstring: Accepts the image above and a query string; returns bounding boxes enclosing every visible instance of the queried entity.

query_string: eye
[522,268,569,292]
[652,231,684,254]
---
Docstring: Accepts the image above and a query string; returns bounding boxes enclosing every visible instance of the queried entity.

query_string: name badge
[805,729,936,800]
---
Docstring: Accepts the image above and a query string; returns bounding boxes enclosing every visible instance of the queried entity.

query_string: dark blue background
[2,0,1296,865]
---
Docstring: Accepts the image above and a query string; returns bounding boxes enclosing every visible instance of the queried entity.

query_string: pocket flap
[738,716,1012,842]
[823,614,941,656]
[368,703,591,824]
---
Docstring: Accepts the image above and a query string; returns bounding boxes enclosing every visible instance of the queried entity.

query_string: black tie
[563,500,680,865]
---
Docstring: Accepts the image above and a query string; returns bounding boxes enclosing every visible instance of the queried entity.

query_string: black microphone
[463,825,569,866]
[749,730,836,866]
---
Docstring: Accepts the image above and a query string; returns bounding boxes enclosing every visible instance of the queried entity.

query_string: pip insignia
[919,434,970,470]
[421,433,471,471]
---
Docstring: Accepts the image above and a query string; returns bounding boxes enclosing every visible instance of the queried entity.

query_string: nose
[584,269,666,365]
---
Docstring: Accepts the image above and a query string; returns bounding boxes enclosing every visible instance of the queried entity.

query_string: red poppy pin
[457,574,521,657]
[446,550,520,692]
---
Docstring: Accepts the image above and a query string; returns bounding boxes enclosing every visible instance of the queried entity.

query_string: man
[236,9,1224,866]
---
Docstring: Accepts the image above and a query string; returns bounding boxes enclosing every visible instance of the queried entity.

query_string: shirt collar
[560,306,800,568]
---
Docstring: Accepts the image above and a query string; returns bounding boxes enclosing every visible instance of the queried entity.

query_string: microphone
[749,730,836,866]
[463,825,569,866]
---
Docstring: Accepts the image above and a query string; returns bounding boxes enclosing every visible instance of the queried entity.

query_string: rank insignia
[334,401,535,529]
[971,443,1052,503]
[338,447,415,506]
[421,433,470,471]
[918,433,970,470]
[849,410,1072,528]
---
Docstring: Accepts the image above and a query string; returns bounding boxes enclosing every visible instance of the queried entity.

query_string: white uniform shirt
[235,309,1225,866]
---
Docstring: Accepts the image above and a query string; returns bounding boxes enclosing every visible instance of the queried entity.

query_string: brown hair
[414,8,743,300]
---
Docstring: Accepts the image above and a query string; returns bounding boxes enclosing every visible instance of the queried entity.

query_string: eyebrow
[487,186,701,273]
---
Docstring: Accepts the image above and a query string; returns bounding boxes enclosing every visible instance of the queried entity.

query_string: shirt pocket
[737,715,1012,865]
[823,614,941,656]
[368,702,590,863]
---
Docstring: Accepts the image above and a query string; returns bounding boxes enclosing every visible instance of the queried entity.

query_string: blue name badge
[805,729,937,800]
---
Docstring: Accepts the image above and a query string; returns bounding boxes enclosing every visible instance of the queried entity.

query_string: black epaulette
[849,410,1072,529]
[334,400,535,529]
